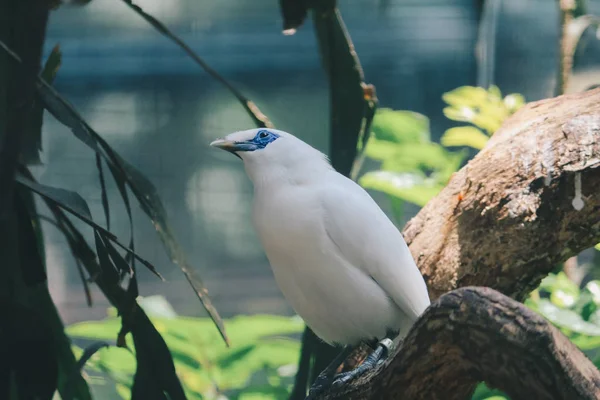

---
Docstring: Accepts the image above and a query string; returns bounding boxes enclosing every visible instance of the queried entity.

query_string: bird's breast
[251,186,406,345]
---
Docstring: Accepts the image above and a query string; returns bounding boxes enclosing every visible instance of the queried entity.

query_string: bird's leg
[305,345,353,400]
[328,337,395,391]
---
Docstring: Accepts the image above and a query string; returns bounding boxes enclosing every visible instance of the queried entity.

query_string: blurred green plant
[358,108,467,212]
[527,273,600,355]
[440,85,525,150]
[474,271,600,400]
[71,278,600,400]
[68,296,304,400]
[358,85,525,220]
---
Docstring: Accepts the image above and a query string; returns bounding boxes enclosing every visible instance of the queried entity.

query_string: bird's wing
[320,174,430,320]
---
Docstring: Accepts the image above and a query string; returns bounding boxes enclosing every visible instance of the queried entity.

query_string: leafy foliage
[68,297,304,400]
[527,273,600,353]
[359,86,525,220]
[441,85,525,150]
[473,272,600,400]
[358,107,467,209]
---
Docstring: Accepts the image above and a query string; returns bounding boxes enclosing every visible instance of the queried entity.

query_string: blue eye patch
[250,130,279,149]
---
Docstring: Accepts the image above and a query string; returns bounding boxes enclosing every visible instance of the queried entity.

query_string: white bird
[210,128,430,397]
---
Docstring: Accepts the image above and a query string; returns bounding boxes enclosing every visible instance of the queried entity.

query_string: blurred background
[1,0,597,399]
[39,0,600,324]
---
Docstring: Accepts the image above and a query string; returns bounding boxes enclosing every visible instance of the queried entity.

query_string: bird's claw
[305,375,331,400]
[305,338,395,399]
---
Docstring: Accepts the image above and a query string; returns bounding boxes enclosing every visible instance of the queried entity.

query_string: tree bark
[405,88,600,303]
[320,287,600,400]
[319,88,600,398]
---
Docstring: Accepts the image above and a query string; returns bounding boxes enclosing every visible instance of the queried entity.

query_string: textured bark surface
[405,88,600,302]
[318,89,600,398]
[320,287,600,400]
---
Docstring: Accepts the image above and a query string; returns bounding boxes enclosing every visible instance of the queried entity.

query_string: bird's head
[210,128,330,184]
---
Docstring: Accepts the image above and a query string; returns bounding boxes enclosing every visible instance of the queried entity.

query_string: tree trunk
[317,88,600,398]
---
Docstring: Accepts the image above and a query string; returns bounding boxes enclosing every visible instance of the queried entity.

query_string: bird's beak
[210,139,256,158]
[210,139,238,152]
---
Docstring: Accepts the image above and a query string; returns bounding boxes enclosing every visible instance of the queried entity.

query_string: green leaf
[129,308,188,400]
[585,281,600,305]
[359,171,441,207]
[487,85,503,100]
[570,333,600,351]
[96,154,111,230]
[503,93,525,112]
[370,108,430,144]
[389,197,404,225]
[538,273,580,301]
[536,299,600,336]
[471,382,509,400]
[16,173,163,280]
[441,126,490,150]
[442,86,491,109]
[11,188,92,400]
[15,172,92,220]
[435,149,468,184]
[379,142,459,173]
[442,85,525,135]
[0,38,228,345]
[70,314,304,398]
[363,137,402,161]
[138,296,179,319]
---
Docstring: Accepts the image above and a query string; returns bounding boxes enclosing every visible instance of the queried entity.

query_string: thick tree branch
[405,88,600,302]
[318,88,600,398]
[320,287,600,400]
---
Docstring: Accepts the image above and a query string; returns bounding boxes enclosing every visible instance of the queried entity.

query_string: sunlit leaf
[586,281,600,304]
[436,149,468,184]
[551,289,578,308]
[471,111,504,134]
[471,382,509,400]
[442,85,525,135]
[442,86,490,109]
[359,171,441,207]
[138,296,178,319]
[487,85,503,100]
[538,272,580,300]
[570,333,600,351]
[379,142,460,173]
[503,93,525,112]
[536,299,600,336]
[363,137,402,161]
[70,313,304,398]
[370,108,430,144]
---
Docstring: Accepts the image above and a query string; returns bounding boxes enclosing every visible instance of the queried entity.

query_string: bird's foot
[305,373,335,400]
[305,338,394,399]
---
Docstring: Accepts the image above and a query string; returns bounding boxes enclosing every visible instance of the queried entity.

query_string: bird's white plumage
[212,129,431,345]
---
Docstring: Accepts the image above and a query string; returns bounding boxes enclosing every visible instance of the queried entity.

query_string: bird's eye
[258,131,269,139]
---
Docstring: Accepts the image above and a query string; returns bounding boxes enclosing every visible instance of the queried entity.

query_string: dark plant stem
[557,0,576,96]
